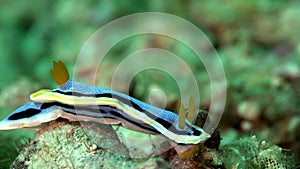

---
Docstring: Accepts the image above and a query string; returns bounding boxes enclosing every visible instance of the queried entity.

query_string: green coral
[220,136,297,169]
[12,120,170,169]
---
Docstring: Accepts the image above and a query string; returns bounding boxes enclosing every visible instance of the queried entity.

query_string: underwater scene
[0,1,299,169]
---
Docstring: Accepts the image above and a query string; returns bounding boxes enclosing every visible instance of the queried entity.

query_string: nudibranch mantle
[0,61,210,144]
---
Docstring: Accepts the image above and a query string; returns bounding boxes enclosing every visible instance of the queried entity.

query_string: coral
[12,119,170,169]
[170,155,204,169]
[219,136,297,169]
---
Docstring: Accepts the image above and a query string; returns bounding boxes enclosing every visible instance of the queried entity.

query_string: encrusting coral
[12,119,170,169]
[219,135,297,169]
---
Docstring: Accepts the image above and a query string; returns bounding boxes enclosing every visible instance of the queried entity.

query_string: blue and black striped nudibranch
[0,61,210,144]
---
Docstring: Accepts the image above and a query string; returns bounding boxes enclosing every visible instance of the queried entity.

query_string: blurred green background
[0,0,300,168]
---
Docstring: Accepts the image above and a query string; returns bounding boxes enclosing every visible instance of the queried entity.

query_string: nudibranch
[0,61,210,144]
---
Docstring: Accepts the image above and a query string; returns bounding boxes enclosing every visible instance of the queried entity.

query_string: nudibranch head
[171,119,210,144]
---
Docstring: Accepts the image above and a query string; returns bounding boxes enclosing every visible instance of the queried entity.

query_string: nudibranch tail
[51,60,70,86]
[0,102,61,130]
